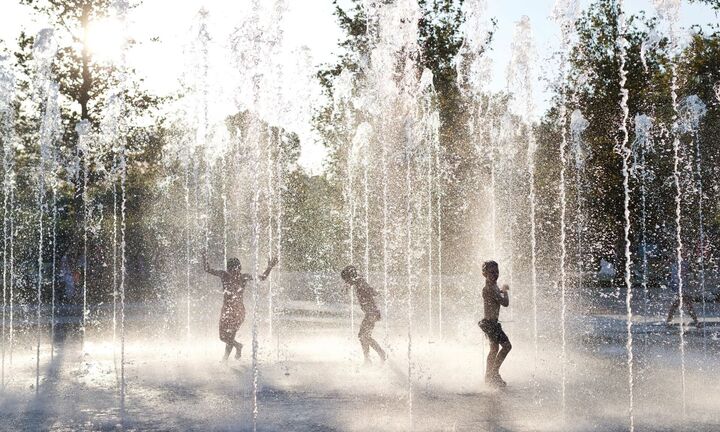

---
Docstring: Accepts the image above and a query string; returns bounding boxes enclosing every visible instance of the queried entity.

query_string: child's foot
[378,351,387,364]
[235,343,243,360]
[493,374,507,387]
[485,374,495,386]
[485,373,506,388]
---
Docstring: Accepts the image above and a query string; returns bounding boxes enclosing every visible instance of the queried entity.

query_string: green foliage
[282,171,345,271]
[689,0,720,11]
[535,0,720,285]
[315,0,498,271]
[3,0,168,304]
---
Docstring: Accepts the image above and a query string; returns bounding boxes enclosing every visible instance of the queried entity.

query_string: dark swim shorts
[478,319,510,344]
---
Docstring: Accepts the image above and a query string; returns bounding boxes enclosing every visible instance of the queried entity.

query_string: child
[203,252,277,361]
[341,265,386,365]
[478,260,512,387]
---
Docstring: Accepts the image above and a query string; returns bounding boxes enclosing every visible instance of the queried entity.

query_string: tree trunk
[79,2,92,121]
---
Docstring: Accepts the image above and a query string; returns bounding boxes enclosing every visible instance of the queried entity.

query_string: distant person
[664,259,702,327]
[340,265,386,365]
[478,260,512,388]
[60,252,82,304]
[666,245,720,328]
[665,292,720,328]
[203,251,277,361]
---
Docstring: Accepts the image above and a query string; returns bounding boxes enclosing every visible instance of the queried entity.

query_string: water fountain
[632,114,654,307]
[553,0,573,419]
[570,109,589,293]
[653,0,687,416]
[0,51,16,391]
[76,119,91,351]
[506,14,537,359]
[111,159,118,347]
[33,27,60,393]
[679,95,707,350]
[456,0,492,338]
[332,68,357,335]
[615,4,635,428]
[229,1,285,427]
[0,0,719,430]
[419,69,439,339]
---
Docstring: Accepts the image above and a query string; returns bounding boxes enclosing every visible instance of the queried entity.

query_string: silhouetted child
[341,265,386,365]
[203,252,277,361]
[478,260,512,387]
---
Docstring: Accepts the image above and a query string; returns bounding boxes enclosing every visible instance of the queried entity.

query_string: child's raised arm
[202,251,225,277]
[258,256,279,281]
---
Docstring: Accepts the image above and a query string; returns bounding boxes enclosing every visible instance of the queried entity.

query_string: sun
[85,17,125,63]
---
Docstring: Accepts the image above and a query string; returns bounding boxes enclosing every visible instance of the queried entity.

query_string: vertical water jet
[653,0,686,416]
[615,4,634,428]
[0,52,16,390]
[34,34,60,393]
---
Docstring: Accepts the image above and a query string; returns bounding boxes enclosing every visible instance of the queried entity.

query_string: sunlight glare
[86,17,124,63]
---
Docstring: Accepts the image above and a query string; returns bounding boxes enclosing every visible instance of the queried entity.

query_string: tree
[6,0,167,303]
[316,0,497,271]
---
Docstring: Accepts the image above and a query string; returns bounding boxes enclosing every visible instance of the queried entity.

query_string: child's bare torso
[483,283,508,321]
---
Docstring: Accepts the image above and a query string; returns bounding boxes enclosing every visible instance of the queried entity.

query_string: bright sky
[1,0,717,173]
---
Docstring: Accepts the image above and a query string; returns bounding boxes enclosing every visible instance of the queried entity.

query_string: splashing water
[456,0,491,95]
[640,29,661,73]
[679,95,707,351]
[507,15,539,365]
[654,0,687,417]
[557,104,569,421]
[75,119,91,351]
[552,0,581,419]
[251,119,262,432]
[33,27,61,393]
[570,108,589,296]
[615,5,634,428]
[0,50,16,391]
[333,68,357,336]
[435,135,443,341]
[632,114,654,308]
[103,0,131,415]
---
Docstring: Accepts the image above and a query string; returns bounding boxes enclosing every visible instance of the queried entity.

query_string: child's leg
[364,315,385,360]
[683,295,699,325]
[234,310,245,359]
[359,337,370,360]
[368,338,385,359]
[223,343,233,360]
[486,342,499,379]
[496,339,512,374]
[666,297,680,323]
[358,316,372,361]
[220,320,239,361]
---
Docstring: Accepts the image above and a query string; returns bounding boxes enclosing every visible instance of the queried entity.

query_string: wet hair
[482,260,499,273]
[341,265,358,283]
[227,258,241,271]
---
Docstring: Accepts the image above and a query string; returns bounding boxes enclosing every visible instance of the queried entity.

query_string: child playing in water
[341,265,387,365]
[203,251,277,361]
[478,260,512,387]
